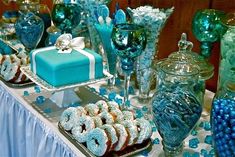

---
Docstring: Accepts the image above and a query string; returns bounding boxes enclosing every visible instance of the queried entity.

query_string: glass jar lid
[168,33,214,80]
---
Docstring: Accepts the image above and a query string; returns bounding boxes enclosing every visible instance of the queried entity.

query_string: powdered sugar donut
[121,120,138,146]
[113,123,128,151]
[2,62,20,81]
[100,124,118,151]
[109,109,124,123]
[122,110,135,121]
[75,106,87,117]
[72,116,95,143]
[96,100,109,112]
[134,118,153,144]
[98,111,114,125]
[60,107,79,131]
[107,101,119,111]
[85,103,99,116]
[92,116,103,127]
[86,128,110,156]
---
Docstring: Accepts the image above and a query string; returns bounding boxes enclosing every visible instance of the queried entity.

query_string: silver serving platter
[58,122,152,157]
[20,66,113,91]
[0,74,34,88]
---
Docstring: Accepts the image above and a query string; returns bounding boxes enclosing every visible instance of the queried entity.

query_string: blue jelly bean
[99,87,107,96]
[108,92,116,101]
[152,138,160,144]
[204,135,212,145]
[191,130,198,136]
[114,98,122,105]
[203,121,211,131]
[44,108,52,113]
[189,138,199,148]
[125,100,131,108]
[36,96,45,105]
[23,90,30,96]
[183,151,191,157]
[34,86,41,93]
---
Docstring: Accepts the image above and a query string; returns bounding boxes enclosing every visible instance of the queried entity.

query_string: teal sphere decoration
[192,9,225,58]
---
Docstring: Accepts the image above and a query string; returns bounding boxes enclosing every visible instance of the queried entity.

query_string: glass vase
[127,6,174,103]
[217,12,235,91]
[211,12,235,157]
[15,11,44,53]
[151,38,202,156]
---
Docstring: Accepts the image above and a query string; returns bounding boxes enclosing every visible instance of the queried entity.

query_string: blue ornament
[192,152,200,157]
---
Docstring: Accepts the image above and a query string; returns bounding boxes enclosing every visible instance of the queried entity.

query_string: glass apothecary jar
[151,35,202,156]
[210,12,235,157]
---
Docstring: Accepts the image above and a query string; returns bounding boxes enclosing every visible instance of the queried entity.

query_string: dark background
[1,0,235,92]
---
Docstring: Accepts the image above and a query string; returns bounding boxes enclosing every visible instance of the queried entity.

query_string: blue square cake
[30,46,103,87]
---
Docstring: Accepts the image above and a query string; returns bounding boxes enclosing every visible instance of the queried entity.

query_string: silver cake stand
[21,66,113,108]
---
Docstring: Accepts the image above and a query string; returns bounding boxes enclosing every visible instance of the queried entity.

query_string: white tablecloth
[0,80,215,157]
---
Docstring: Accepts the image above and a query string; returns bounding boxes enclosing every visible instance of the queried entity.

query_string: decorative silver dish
[0,74,34,88]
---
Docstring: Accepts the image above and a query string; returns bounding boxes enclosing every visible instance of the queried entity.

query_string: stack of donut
[60,100,153,156]
[0,52,30,83]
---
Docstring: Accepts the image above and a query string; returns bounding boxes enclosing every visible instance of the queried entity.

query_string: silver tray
[20,66,113,91]
[0,74,34,88]
[23,86,108,123]
[58,122,152,157]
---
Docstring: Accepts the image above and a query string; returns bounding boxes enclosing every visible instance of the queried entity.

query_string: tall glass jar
[152,38,202,156]
[211,12,235,157]
[217,12,235,91]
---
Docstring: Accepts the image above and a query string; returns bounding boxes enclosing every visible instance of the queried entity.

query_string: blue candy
[108,92,116,101]
[200,149,207,156]
[34,86,41,93]
[99,87,107,96]
[119,90,124,97]
[191,130,198,136]
[115,78,121,86]
[152,138,160,144]
[204,135,212,145]
[114,97,122,105]
[189,138,200,148]
[36,96,45,105]
[23,91,30,96]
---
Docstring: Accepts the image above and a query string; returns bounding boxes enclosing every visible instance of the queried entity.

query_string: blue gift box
[30,46,103,87]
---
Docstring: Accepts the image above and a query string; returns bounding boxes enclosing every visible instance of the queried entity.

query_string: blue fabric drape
[0,86,77,157]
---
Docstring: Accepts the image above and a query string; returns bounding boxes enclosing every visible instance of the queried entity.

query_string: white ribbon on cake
[31,33,96,80]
